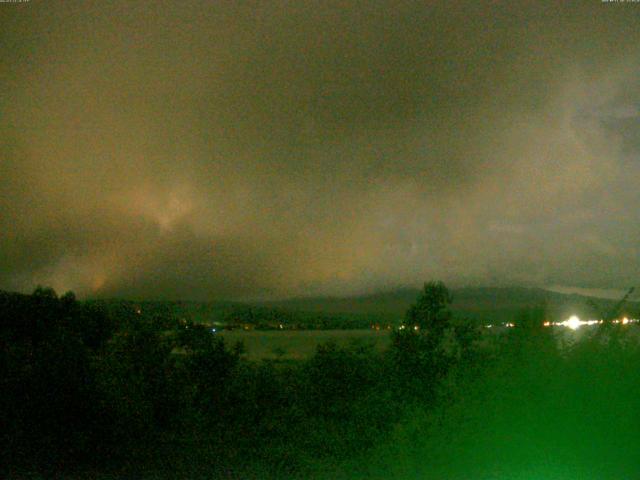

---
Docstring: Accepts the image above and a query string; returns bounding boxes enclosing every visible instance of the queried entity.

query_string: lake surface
[219,329,391,360]
[219,323,640,360]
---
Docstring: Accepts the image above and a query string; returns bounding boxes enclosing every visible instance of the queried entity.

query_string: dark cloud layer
[1,1,640,300]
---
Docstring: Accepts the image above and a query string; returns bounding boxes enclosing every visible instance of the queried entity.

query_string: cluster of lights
[550,315,638,330]
[484,315,639,331]
[553,315,598,330]
[485,323,514,329]
[397,325,420,331]
[400,316,639,332]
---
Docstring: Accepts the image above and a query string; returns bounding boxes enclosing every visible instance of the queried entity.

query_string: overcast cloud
[1,1,639,300]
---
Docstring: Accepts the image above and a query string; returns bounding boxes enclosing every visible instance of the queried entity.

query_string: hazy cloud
[1,1,640,299]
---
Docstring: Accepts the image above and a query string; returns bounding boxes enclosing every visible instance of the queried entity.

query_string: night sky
[1,1,640,300]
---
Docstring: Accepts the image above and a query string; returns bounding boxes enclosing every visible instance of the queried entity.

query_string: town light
[563,315,582,330]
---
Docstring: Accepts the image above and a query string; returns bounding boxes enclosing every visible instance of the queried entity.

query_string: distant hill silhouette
[257,286,639,325]
[2,286,637,327]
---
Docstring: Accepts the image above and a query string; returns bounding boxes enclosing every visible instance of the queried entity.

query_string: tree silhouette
[392,281,455,399]
[405,281,453,334]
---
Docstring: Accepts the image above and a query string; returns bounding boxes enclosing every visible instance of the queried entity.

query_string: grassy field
[219,329,391,360]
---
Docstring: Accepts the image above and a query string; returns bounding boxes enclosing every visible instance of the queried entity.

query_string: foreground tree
[392,281,456,399]
[405,281,453,334]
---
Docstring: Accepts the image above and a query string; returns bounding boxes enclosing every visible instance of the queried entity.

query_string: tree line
[2,281,636,478]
